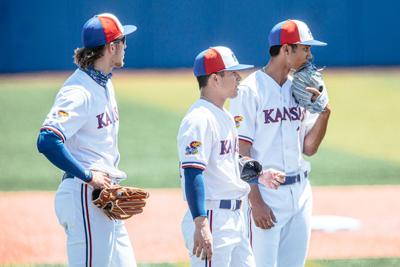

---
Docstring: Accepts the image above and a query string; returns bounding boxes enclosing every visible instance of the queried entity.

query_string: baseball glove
[92,186,150,220]
[238,155,263,183]
[291,61,329,113]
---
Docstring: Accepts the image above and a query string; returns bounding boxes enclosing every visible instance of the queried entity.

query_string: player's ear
[282,44,289,55]
[106,42,116,54]
[213,73,219,82]
[209,73,218,85]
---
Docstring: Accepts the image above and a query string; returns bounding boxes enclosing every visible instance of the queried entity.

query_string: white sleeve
[300,110,318,143]
[300,110,319,139]
[177,116,213,170]
[41,86,90,141]
[230,85,258,144]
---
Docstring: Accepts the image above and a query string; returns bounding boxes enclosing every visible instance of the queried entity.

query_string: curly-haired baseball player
[230,20,331,267]
[177,46,285,267]
[37,13,138,267]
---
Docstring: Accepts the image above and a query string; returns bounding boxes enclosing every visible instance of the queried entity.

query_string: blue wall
[1,0,399,72]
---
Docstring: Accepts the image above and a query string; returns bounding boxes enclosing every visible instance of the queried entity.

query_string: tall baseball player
[177,46,285,267]
[230,20,331,267]
[36,13,138,267]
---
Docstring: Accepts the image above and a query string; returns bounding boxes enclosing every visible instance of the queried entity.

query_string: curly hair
[73,45,105,69]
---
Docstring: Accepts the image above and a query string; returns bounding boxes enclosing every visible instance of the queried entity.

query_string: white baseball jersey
[230,70,318,175]
[46,68,135,267]
[178,98,255,267]
[231,69,319,267]
[41,68,125,178]
[177,99,250,201]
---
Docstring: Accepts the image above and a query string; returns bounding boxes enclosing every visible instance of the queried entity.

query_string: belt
[281,171,308,185]
[206,199,242,211]
[62,172,74,181]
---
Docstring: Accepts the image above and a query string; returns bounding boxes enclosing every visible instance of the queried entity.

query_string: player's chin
[115,61,125,68]
[230,89,239,98]
[293,60,307,70]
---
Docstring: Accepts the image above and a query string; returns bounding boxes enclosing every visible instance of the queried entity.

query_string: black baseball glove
[238,155,263,183]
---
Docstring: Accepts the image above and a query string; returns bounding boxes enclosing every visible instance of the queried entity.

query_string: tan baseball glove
[92,186,150,220]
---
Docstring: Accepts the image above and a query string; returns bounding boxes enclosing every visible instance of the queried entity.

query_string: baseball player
[177,46,285,267]
[230,20,331,267]
[36,13,138,267]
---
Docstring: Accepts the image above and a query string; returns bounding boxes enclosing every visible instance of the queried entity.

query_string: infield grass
[0,69,399,190]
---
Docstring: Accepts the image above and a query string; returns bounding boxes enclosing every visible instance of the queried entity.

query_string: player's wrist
[322,104,331,113]
[249,187,266,207]
[194,216,208,226]
[85,170,93,183]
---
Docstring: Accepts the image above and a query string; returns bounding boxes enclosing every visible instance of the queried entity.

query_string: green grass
[0,70,399,190]
[311,257,400,267]
[323,71,400,163]
[0,78,184,190]
[307,147,400,185]
[2,258,400,267]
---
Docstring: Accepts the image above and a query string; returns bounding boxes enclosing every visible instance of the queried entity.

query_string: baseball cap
[193,46,254,77]
[268,19,327,47]
[82,13,137,48]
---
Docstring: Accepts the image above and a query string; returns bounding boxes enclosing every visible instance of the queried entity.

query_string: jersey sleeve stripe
[40,125,66,142]
[181,162,206,170]
[238,135,253,144]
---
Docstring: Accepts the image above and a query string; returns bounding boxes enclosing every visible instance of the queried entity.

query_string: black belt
[281,171,308,185]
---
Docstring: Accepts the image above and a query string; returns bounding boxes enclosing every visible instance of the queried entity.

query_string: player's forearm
[184,168,207,219]
[239,140,252,157]
[37,129,93,182]
[303,106,331,156]
[248,184,266,207]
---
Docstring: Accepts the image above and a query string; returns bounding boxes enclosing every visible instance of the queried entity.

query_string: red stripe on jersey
[238,137,253,145]
[208,210,213,267]
[249,208,253,248]
[84,185,93,267]
[40,126,66,143]
[181,164,206,170]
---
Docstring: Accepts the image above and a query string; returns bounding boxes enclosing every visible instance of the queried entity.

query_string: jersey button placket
[279,89,288,171]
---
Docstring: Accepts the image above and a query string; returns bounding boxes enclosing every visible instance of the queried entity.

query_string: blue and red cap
[269,19,327,47]
[82,13,137,48]
[193,46,254,77]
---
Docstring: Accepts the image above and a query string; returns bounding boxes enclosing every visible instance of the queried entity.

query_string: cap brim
[225,64,254,71]
[299,39,327,46]
[123,25,137,36]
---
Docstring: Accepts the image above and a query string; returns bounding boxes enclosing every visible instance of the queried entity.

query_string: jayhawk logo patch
[234,115,243,128]
[51,110,69,123]
[185,141,201,155]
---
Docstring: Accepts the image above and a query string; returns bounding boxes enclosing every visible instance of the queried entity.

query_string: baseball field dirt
[1,186,399,264]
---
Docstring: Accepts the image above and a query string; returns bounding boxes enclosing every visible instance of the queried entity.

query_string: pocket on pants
[55,189,76,231]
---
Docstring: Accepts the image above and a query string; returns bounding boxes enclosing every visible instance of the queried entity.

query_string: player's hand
[251,202,277,229]
[321,103,331,115]
[306,87,321,102]
[193,216,213,260]
[258,169,285,190]
[88,170,111,189]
